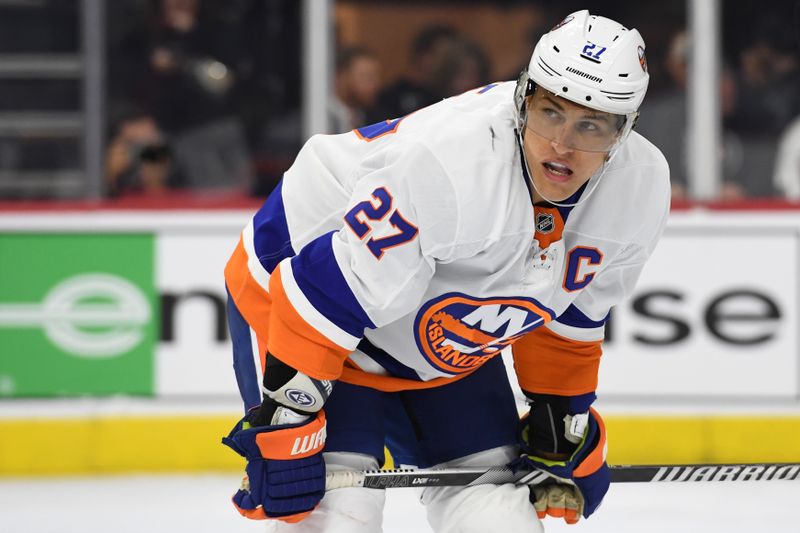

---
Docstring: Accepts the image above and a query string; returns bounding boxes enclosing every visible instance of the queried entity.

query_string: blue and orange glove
[510,406,610,524]
[222,404,327,523]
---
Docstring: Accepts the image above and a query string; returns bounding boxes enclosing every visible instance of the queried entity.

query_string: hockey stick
[325,462,800,490]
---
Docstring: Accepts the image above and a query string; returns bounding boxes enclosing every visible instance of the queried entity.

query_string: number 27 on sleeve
[344,187,419,260]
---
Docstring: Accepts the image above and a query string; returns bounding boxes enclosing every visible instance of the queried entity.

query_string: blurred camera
[139,143,171,163]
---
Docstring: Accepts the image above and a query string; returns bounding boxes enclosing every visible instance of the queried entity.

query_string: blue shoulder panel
[252,179,295,273]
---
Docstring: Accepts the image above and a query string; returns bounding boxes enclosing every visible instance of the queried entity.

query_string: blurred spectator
[635,31,692,199]
[728,14,800,136]
[637,30,747,200]
[109,0,252,192]
[433,38,491,96]
[771,0,800,199]
[773,116,800,200]
[329,46,382,133]
[105,111,184,198]
[374,25,459,119]
[716,13,800,198]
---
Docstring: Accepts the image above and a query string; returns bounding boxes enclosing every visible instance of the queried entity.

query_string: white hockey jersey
[225,82,670,396]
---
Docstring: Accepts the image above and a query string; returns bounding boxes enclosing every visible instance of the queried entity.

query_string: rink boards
[1,208,799,474]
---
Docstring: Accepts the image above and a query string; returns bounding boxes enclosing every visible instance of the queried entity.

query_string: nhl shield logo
[536,213,555,234]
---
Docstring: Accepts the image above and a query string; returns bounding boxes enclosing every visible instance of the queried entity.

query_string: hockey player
[222,10,669,532]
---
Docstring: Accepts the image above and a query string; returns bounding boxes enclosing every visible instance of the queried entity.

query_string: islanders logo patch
[414,293,555,375]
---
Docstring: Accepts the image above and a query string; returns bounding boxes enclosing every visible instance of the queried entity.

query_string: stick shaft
[325,462,800,490]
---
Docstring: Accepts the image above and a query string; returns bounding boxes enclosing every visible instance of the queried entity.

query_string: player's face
[522,91,622,202]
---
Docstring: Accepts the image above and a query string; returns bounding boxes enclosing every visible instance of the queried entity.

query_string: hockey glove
[510,406,610,524]
[222,402,327,523]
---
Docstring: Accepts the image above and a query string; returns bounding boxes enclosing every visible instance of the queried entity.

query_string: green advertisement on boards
[0,233,157,396]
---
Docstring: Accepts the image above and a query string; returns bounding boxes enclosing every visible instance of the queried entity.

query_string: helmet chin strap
[516,126,618,208]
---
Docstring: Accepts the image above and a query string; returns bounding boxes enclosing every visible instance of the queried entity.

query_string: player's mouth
[542,161,574,183]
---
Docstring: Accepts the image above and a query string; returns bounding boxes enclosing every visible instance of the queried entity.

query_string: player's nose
[550,138,574,156]
[549,126,575,155]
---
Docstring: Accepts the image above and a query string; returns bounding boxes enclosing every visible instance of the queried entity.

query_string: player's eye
[541,107,562,121]
[577,120,605,135]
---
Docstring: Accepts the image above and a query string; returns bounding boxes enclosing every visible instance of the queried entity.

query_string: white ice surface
[0,474,797,533]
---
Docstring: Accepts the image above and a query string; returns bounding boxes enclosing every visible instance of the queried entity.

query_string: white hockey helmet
[514,10,649,152]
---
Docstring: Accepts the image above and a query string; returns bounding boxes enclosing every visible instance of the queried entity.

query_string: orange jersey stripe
[339,364,474,392]
[268,264,350,381]
[512,326,602,396]
[226,239,350,381]
[225,237,273,351]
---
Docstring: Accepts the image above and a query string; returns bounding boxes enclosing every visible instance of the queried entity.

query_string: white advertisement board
[3,210,798,402]
[599,227,799,400]
[156,231,241,397]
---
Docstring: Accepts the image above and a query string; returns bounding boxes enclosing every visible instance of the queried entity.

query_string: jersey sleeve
[226,136,458,381]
